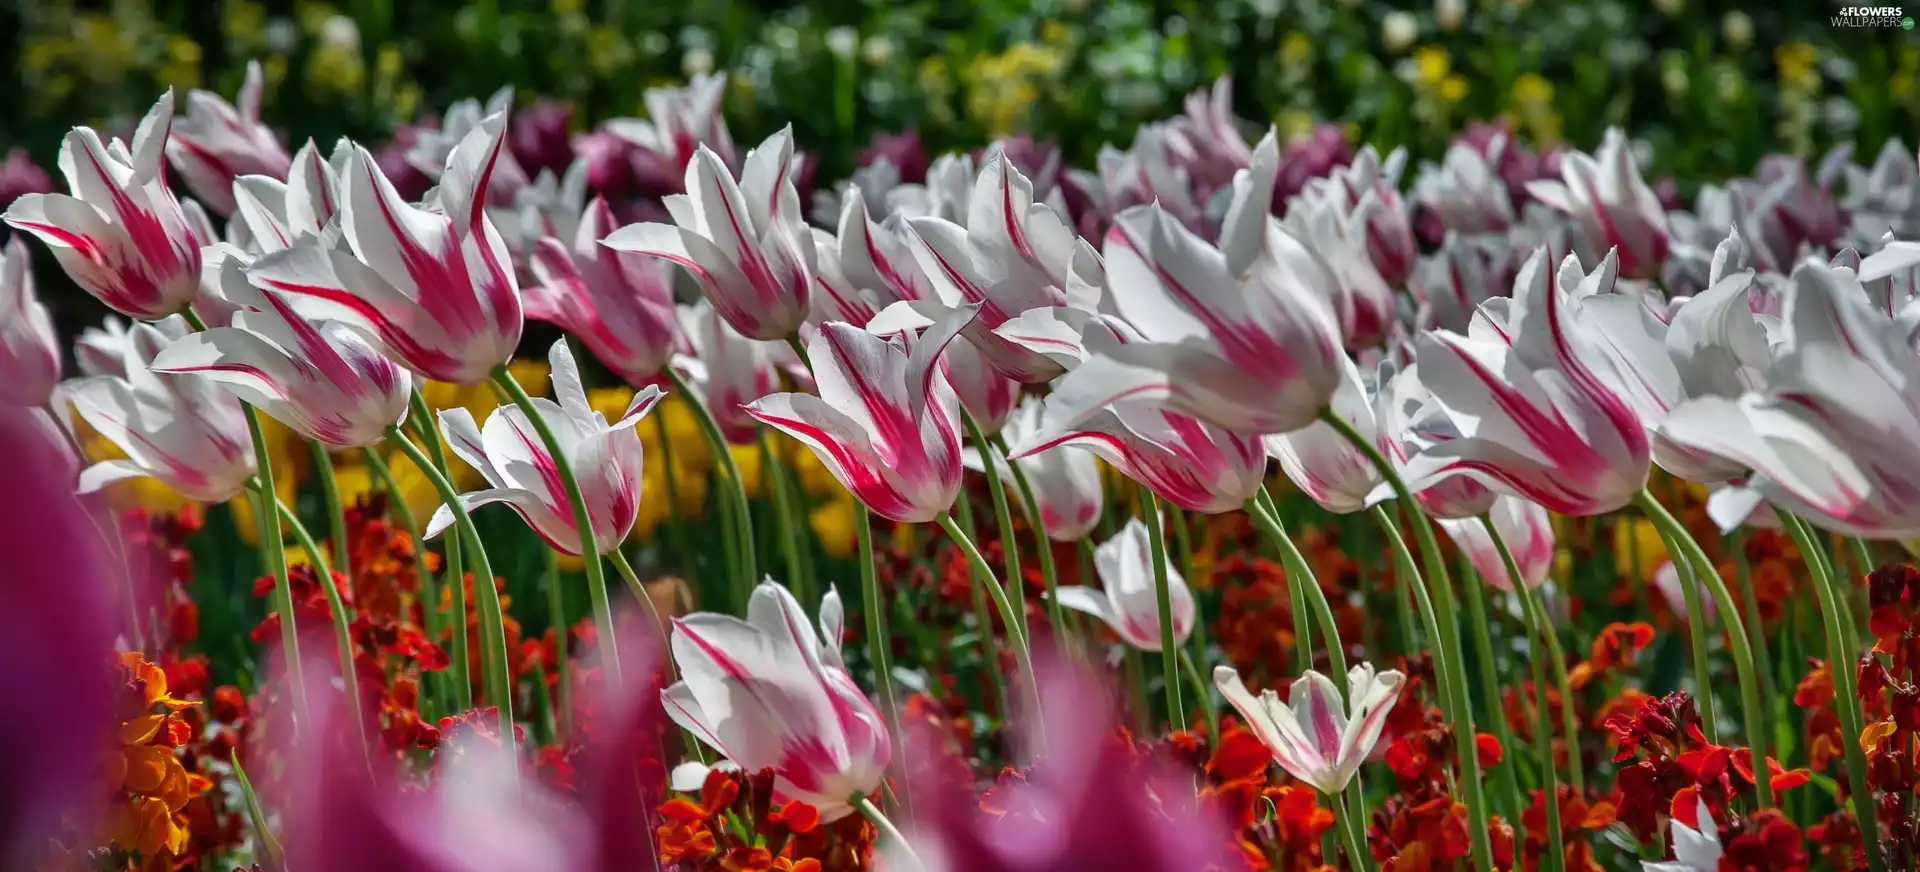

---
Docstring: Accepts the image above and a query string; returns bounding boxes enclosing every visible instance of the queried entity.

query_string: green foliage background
[4,0,1917,189]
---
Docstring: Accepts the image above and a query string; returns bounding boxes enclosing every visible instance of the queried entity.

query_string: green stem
[936,512,1044,748]
[994,435,1066,642]
[246,406,308,730]
[1655,521,1722,742]
[362,447,442,712]
[665,367,755,609]
[961,409,1025,641]
[1517,584,1568,872]
[262,490,368,764]
[855,795,924,871]
[310,441,351,575]
[1481,515,1583,795]
[1320,409,1492,872]
[1850,538,1878,579]
[1729,528,1776,759]
[856,504,909,816]
[1253,490,1315,672]
[1633,490,1770,808]
[1457,556,1528,819]
[1247,492,1347,684]
[653,405,695,584]
[607,548,669,662]
[492,367,622,684]
[1329,788,1374,872]
[1178,648,1218,746]
[1141,493,1184,732]
[955,494,1008,718]
[1782,515,1884,872]
[759,431,808,604]
[407,389,470,711]
[388,427,515,753]
[544,549,571,743]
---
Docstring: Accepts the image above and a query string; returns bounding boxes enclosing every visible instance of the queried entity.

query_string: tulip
[663,582,890,821]
[429,339,662,554]
[230,138,346,254]
[886,152,976,224]
[1372,359,1497,518]
[942,339,1020,435]
[899,152,1095,384]
[1414,135,1516,236]
[1281,185,1400,349]
[1052,518,1193,651]
[1403,249,1653,515]
[1435,496,1555,591]
[4,91,204,320]
[674,299,785,445]
[962,397,1102,542]
[165,60,293,216]
[1213,662,1406,794]
[861,129,931,185]
[1843,138,1920,244]
[74,315,184,378]
[0,408,118,866]
[1322,145,1418,287]
[0,147,55,208]
[1655,230,1777,484]
[66,321,257,502]
[512,159,589,259]
[1663,258,1920,537]
[0,237,60,407]
[149,257,411,448]
[1052,133,1346,436]
[602,128,815,341]
[1642,797,1723,872]
[604,73,737,180]
[898,656,1240,872]
[405,87,530,205]
[524,195,679,386]
[1526,128,1670,280]
[246,111,522,385]
[1412,233,1513,334]
[835,188,933,306]
[743,306,975,523]
[1265,357,1382,515]
[1011,391,1266,515]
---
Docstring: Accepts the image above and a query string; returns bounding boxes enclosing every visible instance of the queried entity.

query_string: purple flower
[370,121,436,203]
[0,406,117,867]
[510,98,576,179]
[1272,123,1353,210]
[0,147,55,211]
[861,129,929,184]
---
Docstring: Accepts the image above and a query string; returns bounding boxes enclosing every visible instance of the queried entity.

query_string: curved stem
[1178,648,1218,746]
[1456,555,1528,820]
[653,405,695,584]
[388,426,515,754]
[856,504,909,817]
[543,549,571,743]
[310,441,351,575]
[664,367,755,608]
[936,512,1043,749]
[1321,409,1491,872]
[245,406,308,731]
[993,434,1066,642]
[1327,787,1373,872]
[1257,491,1315,674]
[955,494,1008,718]
[363,447,444,716]
[1517,584,1568,872]
[759,431,809,605]
[1783,515,1884,872]
[1633,490,1771,808]
[407,388,471,711]
[263,490,369,765]
[855,795,924,871]
[1655,521,1722,742]
[1729,528,1775,758]
[1247,492,1348,683]
[1481,516,1583,795]
[492,367,622,683]
[1141,493,1184,732]
[607,548,669,662]
[961,409,1025,641]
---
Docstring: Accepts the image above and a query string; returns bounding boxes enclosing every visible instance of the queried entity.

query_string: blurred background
[1,0,1914,321]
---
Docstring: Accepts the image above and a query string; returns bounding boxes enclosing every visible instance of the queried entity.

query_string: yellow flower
[1439,75,1469,103]
[506,360,552,397]
[965,42,1063,136]
[1413,46,1451,86]
[1613,518,1672,583]
[156,36,203,91]
[810,497,859,559]
[730,443,766,500]
[1280,32,1313,68]
[1774,42,1820,92]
